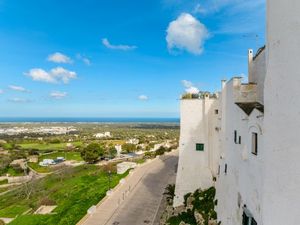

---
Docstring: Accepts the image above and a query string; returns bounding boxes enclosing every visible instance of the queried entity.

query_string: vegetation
[167,187,219,225]
[121,143,137,153]
[0,179,8,185]
[80,143,104,163]
[18,142,83,151]
[0,165,128,225]
[39,152,82,161]
[163,184,175,204]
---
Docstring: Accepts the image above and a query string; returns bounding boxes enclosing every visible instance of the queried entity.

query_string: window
[242,210,257,225]
[239,136,242,144]
[234,130,237,143]
[215,109,219,114]
[224,164,227,174]
[251,218,257,225]
[252,132,258,155]
[218,165,220,175]
[196,143,204,151]
[242,212,250,225]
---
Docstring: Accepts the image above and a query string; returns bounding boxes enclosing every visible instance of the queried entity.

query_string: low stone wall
[0,175,32,184]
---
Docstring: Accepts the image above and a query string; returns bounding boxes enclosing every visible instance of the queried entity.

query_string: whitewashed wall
[173,98,220,207]
[216,78,264,225]
[262,0,300,224]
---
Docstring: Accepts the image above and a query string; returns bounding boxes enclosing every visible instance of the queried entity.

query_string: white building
[174,1,300,224]
[126,138,139,145]
[94,132,111,139]
[115,144,122,157]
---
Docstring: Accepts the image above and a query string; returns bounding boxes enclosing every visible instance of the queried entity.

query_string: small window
[218,165,220,175]
[242,212,250,225]
[215,109,219,114]
[234,130,237,143]
[239,136,241,144]
[251,218,257,225]
[196,143,204,151]
[252,132,258,155]
[224,164,227,174]
[242,209,257,225]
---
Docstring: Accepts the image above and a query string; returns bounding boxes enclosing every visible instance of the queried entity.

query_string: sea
[0,117,180,123]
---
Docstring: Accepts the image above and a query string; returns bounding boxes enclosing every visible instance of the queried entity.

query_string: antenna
[242,34,259,52]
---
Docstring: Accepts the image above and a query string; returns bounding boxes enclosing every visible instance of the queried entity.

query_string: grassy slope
[0,165,128,225]
[19,142,83,151]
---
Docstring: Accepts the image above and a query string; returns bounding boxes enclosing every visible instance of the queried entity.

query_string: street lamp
[108,170,112,191]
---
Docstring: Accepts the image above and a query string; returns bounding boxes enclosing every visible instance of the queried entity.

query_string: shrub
[39,197,57,206]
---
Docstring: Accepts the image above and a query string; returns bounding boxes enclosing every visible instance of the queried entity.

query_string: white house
[174,1,300,224]
[94,132,111,138]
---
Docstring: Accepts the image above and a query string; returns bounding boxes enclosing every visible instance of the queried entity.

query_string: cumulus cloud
[50,91,67,99]
[138,95,148,101]
[9,85,30,93]
[25,67,77,84]
[8,97,31,103]
[76,54,91,66]
[102,38,137,51]
[166,13,209,55]
[47,52,73,64]
[181,80,199,94]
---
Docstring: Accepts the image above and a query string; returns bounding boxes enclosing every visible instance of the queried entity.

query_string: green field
[27,163,53,173]
[19,142,83,151]
[0,165,128,225]
[27,152,83,173]
[39,152,82,161]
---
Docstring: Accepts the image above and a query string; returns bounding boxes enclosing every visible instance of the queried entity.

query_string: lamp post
[108,170,112,191]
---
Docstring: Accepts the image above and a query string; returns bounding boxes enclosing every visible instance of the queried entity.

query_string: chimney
[248,49,253,82]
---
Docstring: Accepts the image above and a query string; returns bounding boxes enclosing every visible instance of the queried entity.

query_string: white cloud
[0,89,4,94]
[193,3,207,14]
[166,13,209,55]
[185,86,199,94]
[9,85,30,93]
[47,52,72,64]
[8,97,31,103]
[25,67,77,84]
[50,67,77,84]
[76,54,91,66]
[181,80,199,93]
[138,95,148,101]
[181,80,193,88]
[50,91,67,99]
[102,38,137,51]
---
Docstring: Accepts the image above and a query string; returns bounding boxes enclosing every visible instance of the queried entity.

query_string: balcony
[234,83,264,115]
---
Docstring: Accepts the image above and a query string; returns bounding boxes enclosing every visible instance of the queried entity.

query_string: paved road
[80,151,178,225]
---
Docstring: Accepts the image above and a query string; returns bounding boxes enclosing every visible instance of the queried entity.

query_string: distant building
[10,159,27,170]
[94,132,111,138]
[115,144,122,157]
[126,138,139,145]
[28,155,38,163]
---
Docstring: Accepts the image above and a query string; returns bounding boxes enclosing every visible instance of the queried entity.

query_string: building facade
[174,0,300,224]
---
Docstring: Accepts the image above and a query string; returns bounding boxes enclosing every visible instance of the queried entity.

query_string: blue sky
[0,0,265,118]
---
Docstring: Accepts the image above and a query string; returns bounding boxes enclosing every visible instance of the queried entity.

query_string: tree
[107,147,117,158]
[81,143,104,163]
[121,143,137,153]
[164,184,175,204]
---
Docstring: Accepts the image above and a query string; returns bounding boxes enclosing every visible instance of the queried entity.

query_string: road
[79,150,178,225]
